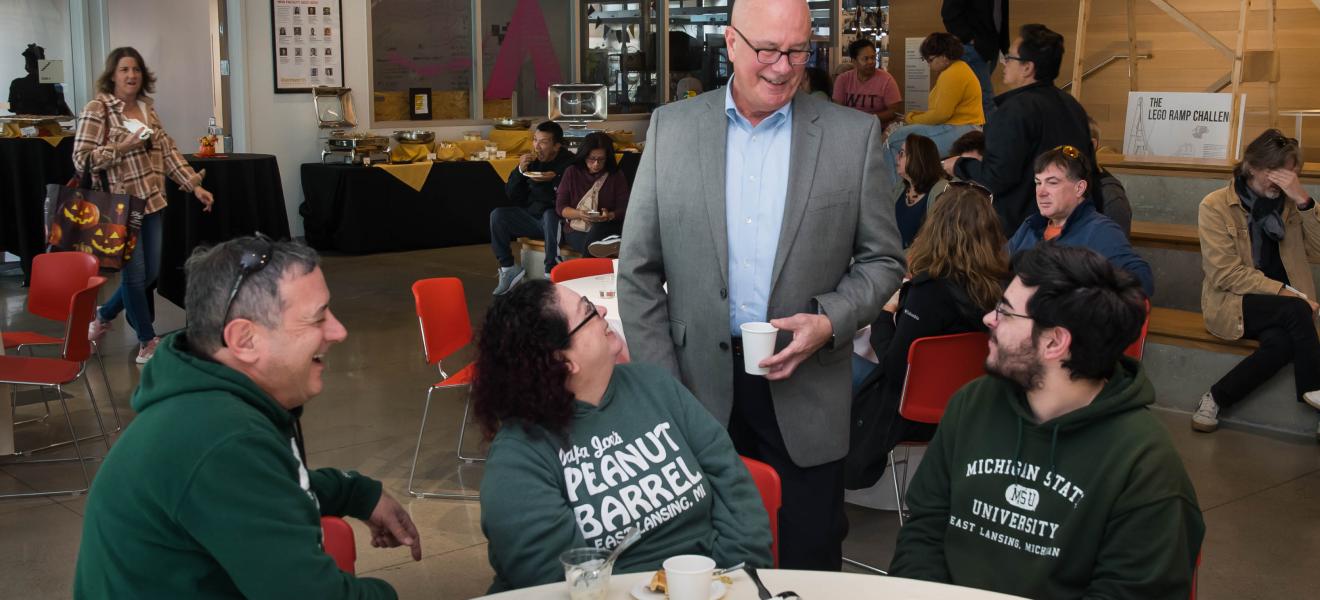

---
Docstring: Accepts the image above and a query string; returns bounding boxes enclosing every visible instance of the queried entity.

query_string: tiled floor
[2,245,1318,599]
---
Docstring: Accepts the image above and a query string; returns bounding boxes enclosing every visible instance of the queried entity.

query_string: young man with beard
[890,243,1203,599]
[1193,129,1320,437]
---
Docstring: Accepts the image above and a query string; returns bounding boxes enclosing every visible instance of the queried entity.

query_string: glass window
[371,0,474,122]
[480,0,574,119]
[667,0,730,101]
[582,2,660,115]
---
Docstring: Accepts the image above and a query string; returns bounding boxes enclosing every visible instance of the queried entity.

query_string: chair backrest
[898,332,990,425]
[411,278,473,366]
[28,252,99,323]
[549,258,614,283]
[320,516,356,574]
[740,456,782,568]
[62,276,106,364]
[1190,550,1200,600]
[1124,299,1152,361]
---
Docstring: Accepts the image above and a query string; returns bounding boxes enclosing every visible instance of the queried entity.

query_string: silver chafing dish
[492,118,531,131]
[321,130,390,165]
[393,129,435,144]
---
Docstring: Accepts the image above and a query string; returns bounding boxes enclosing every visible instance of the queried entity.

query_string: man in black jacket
[943,24,1095,235]
[490,120,575,295]
[941,0,1009,118]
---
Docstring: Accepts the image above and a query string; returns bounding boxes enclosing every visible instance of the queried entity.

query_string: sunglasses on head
[220,233,274,347]
[1052,145,1082,160]
[946,179,994,201]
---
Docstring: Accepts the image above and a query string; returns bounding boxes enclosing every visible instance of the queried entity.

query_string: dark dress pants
[1211,294,1320,407]
[489,206,560,270]
[727,342,848,570]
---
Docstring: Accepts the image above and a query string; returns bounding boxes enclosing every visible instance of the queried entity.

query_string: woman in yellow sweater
[885,32,985,186]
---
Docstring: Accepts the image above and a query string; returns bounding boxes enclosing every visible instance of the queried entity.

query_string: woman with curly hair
[473,280,772,593]
[845,183,1010,489]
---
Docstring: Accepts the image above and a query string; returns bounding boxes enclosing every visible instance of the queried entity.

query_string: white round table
[474,569,1027,599]
[557,274,624,341]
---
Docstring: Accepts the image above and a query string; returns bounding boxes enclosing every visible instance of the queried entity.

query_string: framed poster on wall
[271,0,344,93]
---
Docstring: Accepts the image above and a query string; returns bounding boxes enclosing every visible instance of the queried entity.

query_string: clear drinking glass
[560,547,613,600]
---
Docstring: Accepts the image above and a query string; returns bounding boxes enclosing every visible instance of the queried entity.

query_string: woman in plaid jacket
[75,47,215,364]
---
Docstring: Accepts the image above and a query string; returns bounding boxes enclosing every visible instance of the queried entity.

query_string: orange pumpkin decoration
[63,196,100,229]
[48,223,63,246]
[90,223,128,256]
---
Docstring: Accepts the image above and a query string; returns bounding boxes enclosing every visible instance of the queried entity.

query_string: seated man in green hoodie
[890,243,1204,599]
[74,237,421,599]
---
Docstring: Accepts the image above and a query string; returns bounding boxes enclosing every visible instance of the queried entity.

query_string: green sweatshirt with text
[74,333,396,599]
[891,358,1204,599]
[480,363,773,592]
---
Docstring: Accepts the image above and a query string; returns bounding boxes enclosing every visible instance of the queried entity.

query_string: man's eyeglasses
[993,301,1031,321]
[729,27,811,66]
[1000,54,1028,64]
[564,296,600,341]
[220,234,274,347]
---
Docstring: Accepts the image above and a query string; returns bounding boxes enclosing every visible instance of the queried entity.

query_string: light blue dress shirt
[724,82,794,337]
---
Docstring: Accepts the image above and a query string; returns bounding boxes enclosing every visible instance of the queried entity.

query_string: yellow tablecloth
[454,139,493,156]
[489,129,532,153]
[389,142,432,164]
[0,123,67,147]
[488,158,522,182]
[373,161,433,192]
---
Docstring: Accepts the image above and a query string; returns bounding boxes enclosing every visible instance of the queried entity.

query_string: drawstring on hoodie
[1049,424,1061,475]
[1010,419,1063,478]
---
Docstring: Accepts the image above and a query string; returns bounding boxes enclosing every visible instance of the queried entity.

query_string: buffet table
[160,153,291,308]
[0,136,74,283]
[300,153,640,255]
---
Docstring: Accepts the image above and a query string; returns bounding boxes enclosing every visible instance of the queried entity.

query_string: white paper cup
[740,322,779,376]
[662,555,715,600]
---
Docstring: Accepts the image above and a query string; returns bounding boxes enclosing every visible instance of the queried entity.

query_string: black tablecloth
[161,153,291,307]
[299,152,641,255]
[0,136,74,282]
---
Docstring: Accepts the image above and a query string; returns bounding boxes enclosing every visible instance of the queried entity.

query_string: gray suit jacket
[618,90,906,467]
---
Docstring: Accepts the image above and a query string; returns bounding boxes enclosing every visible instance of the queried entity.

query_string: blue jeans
[98,211,163,343]
[489,206,560,271]
[962,44,996,119]
[886,122,981,187]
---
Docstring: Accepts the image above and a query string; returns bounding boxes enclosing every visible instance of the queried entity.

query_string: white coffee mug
[740,322,779,376]
[662,555,715,600]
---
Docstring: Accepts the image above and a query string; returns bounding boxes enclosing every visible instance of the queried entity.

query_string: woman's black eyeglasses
[564,296,600,341]
[220,234,274,346]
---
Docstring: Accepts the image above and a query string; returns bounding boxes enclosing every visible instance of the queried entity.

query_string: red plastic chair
[3,252,120,433]
[407,278,480,500]
[321,516,356,574]
[549,258,614,283]
[1190,550,1201,600]
[740,456,782,568]
[891,332,990,521]
[1124,300,1152,361]
[0,276,112,498]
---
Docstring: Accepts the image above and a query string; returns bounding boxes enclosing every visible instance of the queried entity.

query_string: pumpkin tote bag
[45,159,147,271]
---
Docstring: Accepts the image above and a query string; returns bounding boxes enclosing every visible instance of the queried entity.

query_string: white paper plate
[630,579,727,600]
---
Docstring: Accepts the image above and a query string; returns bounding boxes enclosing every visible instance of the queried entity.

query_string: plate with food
[630,570,730,600]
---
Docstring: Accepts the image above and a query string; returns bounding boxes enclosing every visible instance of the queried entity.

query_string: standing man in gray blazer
[618,0,905,570]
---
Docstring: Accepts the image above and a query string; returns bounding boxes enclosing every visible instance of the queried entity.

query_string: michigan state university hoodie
[891,358,1204,599]
[480,363,773,592]
[74,333,396,599]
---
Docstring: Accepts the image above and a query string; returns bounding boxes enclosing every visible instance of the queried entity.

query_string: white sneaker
[588,235,622,258]
[1191,392,1219,433]
[135,337,160,365]
[1303,390,1320,411]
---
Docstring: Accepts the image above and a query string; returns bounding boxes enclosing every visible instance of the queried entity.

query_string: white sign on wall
[37,59,63,84]
[1123,92,1242,159]
[904,38,930,112]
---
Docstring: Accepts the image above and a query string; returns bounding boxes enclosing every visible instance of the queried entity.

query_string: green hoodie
[480,363,773,592]
[74,333,396,599]
[891,358,1204,599]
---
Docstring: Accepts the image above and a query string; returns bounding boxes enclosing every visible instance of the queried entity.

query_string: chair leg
[0,386,94,499]
[93,343,123,432]
[408,386,479,500]
[889,450,904,527]
[20,344,53,422]
[455,392,485,464]
[82,376,113,452]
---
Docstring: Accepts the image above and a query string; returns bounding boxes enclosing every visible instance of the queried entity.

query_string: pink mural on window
[484,0,561,100]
